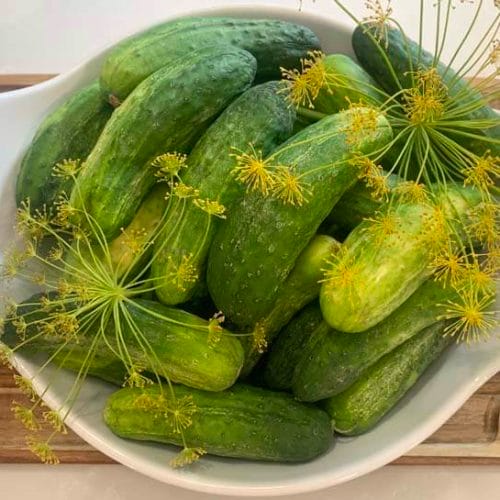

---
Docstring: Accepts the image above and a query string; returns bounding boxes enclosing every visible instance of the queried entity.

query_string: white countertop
[1,1,498,498]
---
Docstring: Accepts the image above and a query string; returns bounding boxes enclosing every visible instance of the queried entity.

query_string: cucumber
[293,278,462,402]
[320,184,482,333]
[3,295,244,392]
[100,16,321,102]
[152,81,295,306]
[323,321,451,435]
[263,301,326,391]
[240,234,340,377]
[71,46,257,240]
[104,383,333,462]
[207,107,393,329]
[16,81,113,211]
[352,23,500,154]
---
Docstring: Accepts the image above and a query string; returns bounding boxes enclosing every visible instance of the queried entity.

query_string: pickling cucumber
[100,16,320,102]
[320,184,482,333]
[104,383,333,462]
[16,81,113,211]
[152,81,295,306]
[71,46,257,240]
[240,234,340,377]
[207,107,393,329]
[323,321,451,435]
[293,278,463,402]
[3,295,244,392]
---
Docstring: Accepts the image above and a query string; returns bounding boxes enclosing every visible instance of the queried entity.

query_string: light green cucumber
[320,184,482,333]
[207,107,393,329]
[3,294,244,391]
[16,81,113,211]
[100,16,320,102]
[104,383,333,462]
[151,81,295,306]
[71,46,257,240]
[240,234,340,377]
[323,321,451,435]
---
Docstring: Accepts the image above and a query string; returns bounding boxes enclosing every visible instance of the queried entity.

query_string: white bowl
[1,3,499,497]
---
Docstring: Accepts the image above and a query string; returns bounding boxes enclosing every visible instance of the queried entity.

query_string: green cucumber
[352,23,500,154]
[16,81,113,211]
[263,301,326,391]
[293,278,463,402]
[323,321,451,435]
[104,383,333,462]
[151,81,295,306]
[71,46,257,240]
[100,16,320,102]
[207,107,393,329]
[240,234,340,377]
[320,184,482,333]
[309,54,384,113]
[3,295,244,391]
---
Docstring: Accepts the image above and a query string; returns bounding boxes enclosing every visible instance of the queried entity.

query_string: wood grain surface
[0,75,499,466]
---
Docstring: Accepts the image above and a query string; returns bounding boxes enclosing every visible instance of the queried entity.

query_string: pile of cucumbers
[8,15,497,465]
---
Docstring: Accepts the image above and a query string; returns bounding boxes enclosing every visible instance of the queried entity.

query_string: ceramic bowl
[0,3,499,497]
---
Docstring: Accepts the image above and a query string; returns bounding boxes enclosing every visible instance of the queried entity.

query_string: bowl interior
[1,3,499,497]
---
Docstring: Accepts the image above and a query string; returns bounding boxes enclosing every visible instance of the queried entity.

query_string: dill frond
[170,447,206,468]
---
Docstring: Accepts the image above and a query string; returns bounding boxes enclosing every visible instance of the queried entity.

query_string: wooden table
[1,75,499,466]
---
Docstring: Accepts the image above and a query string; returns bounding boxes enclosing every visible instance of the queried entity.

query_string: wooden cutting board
[0,75,499,466]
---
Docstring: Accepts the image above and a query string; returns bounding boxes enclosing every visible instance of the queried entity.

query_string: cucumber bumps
[71,46,257,239]
[207,107,393,329]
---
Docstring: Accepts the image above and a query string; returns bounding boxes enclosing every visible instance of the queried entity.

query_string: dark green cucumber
[320,184,482,333]
[240,234,340,377]
[71,46,257,240]
[16,81,113,211]
[104,383,333,462]
[323,321,451,435]
[100,16,321,102]
[310,54,385,113]
[263,301,326,391]
[207,107,392,329]
[3,295,244,391]
[152,81,295,306]
[293,278,463,402]
[352,23,500,154]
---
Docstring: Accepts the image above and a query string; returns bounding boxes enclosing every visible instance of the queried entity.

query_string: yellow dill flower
[462,153,499,193]
[363,0,394,45]
[120,226,150,256]
[166,254,198,292]
[193,198,226,219]
[124,368,152,388]
[53,194,79,228]
[441,289,497,343]
[47,244,64,262]
[431,249,468,286]
[165,395,198,435]
[52,158,82,179]
[0,344,13,368]
[252,324,268,354]
[171,182,199,199]
[1,248,29,280]
[352,155,391,200]
[43,410,67,434]
[170,447,206,468]
[16,201,51,239]
[363,211,400,243]
[271,166,311,206]
[39,313,79,342]
[13,375,37,402]
[12,316,28,339]
[403,68,448,124]
[343,103,380,147]
[460,260,496,295]
[207,312,224,347]
[393,181,429,204]
[490,39,500,69]
[468,202,499,249]
[422,204,452,257]
[231,146,276,195]
[280,50,330,108]
[152,152,187,181]
[12,403,41,432]
[26,437,60,465]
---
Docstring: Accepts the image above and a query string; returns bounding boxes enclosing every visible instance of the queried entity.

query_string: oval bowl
[0,3,499,497]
